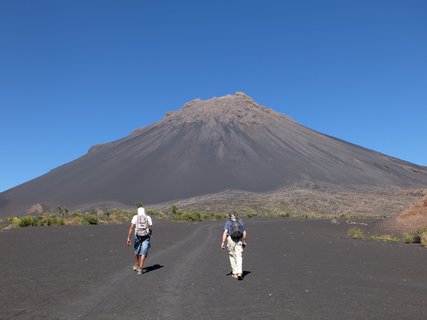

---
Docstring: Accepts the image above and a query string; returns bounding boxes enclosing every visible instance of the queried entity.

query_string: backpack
[136,215,150,237]
[229,220,243,240]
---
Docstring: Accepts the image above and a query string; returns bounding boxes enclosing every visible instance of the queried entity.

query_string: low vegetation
[80,214,99,225]
[169,205,226,222]
[278,212,386,220]
[0,206,386,232]
[347,227,365,239]
[421,232,427,247]
[402,226,427,245]
[8,214,65,228]
[0,209,134,230]
[403,232,421,244]
[1,204,420,248]
[279,212,290,218]
[346,224,427,248]
[416,226,427,235]
[0,205,228,231]
[371,234,400,242]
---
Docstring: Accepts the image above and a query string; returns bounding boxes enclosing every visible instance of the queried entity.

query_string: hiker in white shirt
[127,207,153,275]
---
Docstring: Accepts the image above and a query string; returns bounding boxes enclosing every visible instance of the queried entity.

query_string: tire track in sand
[54,221,221,320]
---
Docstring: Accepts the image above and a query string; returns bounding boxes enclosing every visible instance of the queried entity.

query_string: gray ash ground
[1,218,427,320]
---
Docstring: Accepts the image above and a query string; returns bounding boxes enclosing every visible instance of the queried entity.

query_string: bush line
[0,205,398,232]
[347,226,427,247]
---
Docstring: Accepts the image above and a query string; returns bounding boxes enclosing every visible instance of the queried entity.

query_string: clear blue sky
[1,0,426,192]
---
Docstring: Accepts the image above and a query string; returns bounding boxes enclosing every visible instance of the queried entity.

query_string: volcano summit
[1,92,427,217]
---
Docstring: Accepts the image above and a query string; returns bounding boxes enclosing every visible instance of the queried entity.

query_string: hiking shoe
[232,274,238,279]
[237,274,243,281]
[133,266,138,271]
[137,268,143,275]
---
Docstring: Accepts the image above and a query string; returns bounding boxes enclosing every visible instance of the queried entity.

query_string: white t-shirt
[131,214,153,235]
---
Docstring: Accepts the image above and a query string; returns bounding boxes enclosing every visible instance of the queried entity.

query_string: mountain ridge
[1,93,427,217]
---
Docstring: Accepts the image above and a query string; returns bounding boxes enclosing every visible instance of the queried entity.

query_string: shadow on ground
[142,264,164,273]
[226,270,251,279]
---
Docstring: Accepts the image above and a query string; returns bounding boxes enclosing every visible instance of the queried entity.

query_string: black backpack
[229,220,243,240]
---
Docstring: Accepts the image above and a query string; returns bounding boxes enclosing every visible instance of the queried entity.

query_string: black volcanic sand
[1,219,427,320]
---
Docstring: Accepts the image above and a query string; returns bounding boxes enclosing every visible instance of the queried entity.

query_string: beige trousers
[227,236,243,275]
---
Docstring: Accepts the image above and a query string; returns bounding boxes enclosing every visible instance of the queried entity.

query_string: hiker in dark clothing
[221,211,247,280]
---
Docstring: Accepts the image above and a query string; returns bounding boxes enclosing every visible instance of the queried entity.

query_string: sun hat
[137,207,145,216]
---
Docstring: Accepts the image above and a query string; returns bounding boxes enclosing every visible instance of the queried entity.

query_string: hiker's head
[228,211,237,220]
[137,207,146,216]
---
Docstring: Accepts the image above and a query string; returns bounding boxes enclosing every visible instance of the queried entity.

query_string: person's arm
[148,217,153,236]
[127,224,135,246]
[242,230,247,247]
[221,229,228,249]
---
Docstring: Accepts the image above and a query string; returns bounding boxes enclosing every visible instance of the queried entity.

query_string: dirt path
[1,219,427,319]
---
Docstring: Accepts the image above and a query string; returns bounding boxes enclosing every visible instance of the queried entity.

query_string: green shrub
[81,214,99,225]
[49,215,65,226]
[197,212,225,220]
[10,217,22,227]
[200,213,210,220]
[179,212,202,222]
[214,213,226,220]
[4,214,65,229]
[136,201,143,208]
[57,206,69,217]
[371,234,400,242]
[420,232,427,247]
[279,212,290,218]
[146,209,155,216]
[171,205,179,215]
[403,232,421,244]
[247,212,257,218]
[17,216,38,227]
[416,226,427,235]
[110,209,134,220]
[39,215,49,226]
[347,227,365,239]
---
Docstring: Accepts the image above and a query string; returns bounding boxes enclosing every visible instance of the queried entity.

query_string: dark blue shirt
[224,219,246,235]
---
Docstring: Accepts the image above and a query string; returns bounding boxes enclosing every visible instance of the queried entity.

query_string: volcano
[1,92,427,217]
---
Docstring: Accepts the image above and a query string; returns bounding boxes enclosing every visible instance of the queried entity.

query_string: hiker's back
[229,219,244,240]
[136,215,150,237]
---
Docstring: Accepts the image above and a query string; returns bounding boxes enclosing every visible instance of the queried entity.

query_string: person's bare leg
[139,255,146,270]
[134,254,139,269]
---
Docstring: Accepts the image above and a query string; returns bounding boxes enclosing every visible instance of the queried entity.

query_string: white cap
[137,207,145,216]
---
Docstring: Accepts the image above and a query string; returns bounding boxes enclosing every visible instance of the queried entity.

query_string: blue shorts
[133,235,151,257]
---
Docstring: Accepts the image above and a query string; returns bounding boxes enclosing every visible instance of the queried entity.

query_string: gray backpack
[229,220,243,240]
[136,215,150,237]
